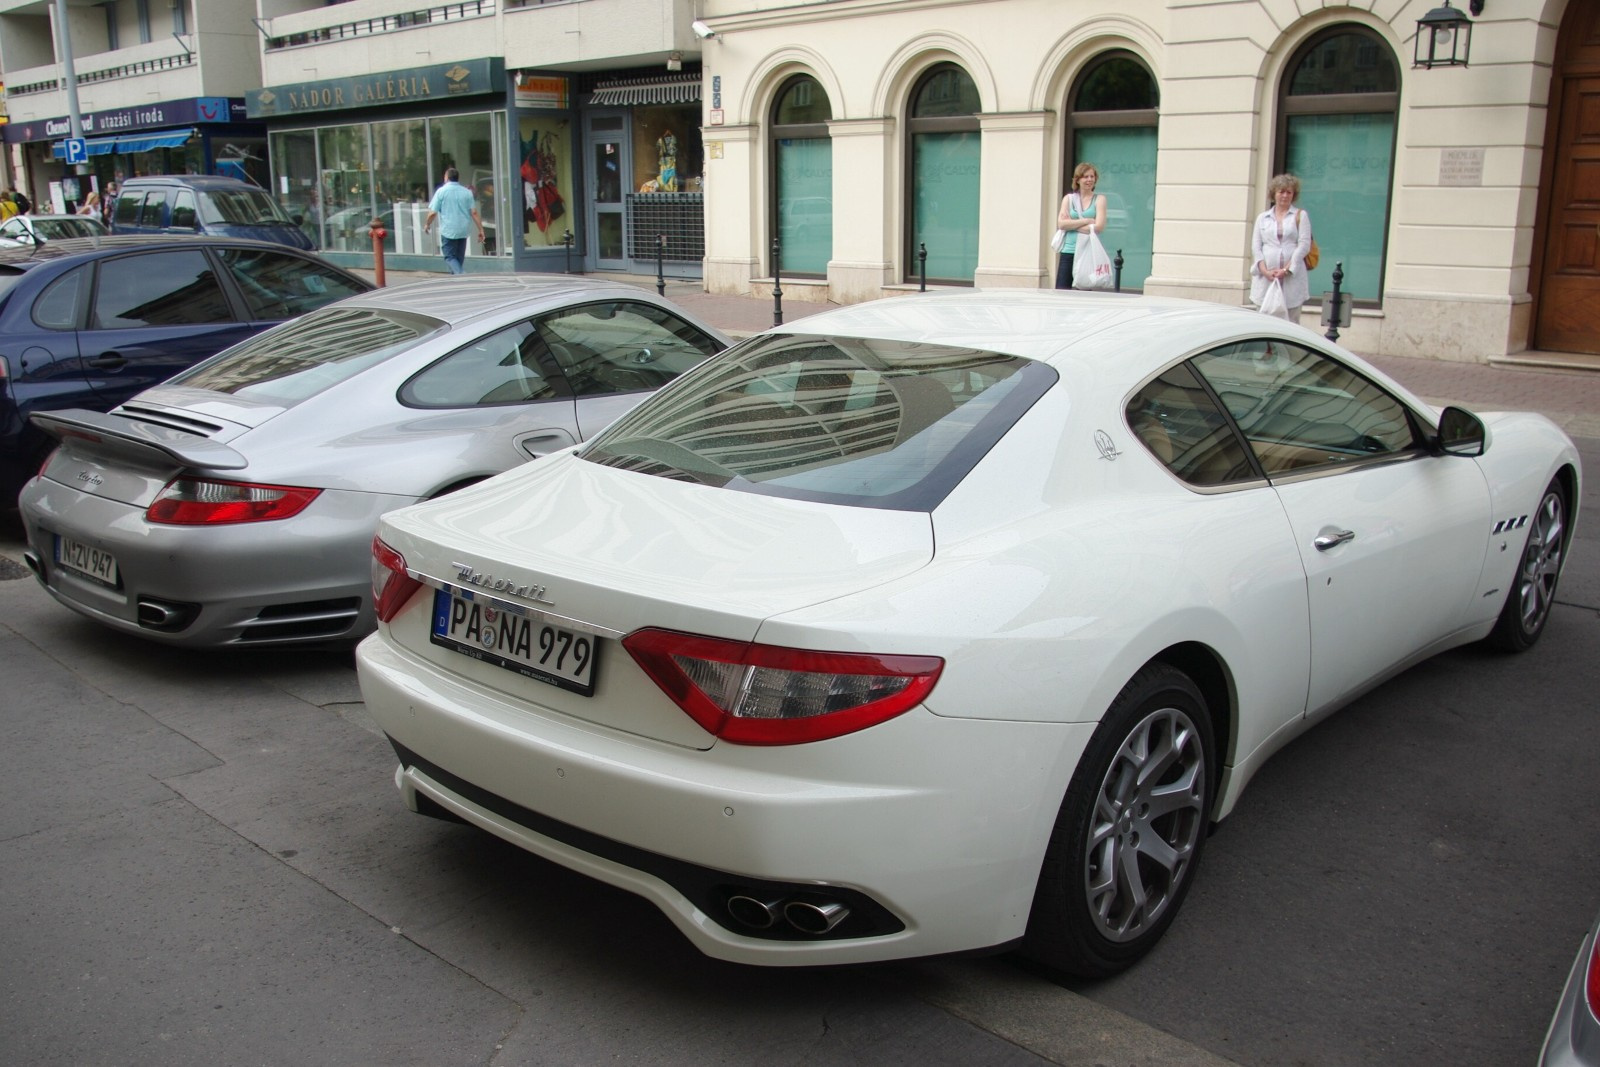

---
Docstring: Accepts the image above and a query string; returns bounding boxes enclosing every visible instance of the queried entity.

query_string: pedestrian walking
[422,167,484,275]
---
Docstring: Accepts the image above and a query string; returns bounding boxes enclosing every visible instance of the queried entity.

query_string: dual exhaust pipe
[726,894,851,936]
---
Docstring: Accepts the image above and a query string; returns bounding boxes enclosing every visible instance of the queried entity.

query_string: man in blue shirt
[422,168,484,274]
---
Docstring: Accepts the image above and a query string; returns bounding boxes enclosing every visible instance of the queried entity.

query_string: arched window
[770,75,833,277]
[1277,27,1399,304]
[906,63,981,283]
[1067,52,1159,290]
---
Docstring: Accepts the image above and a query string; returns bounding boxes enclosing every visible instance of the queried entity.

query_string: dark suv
[0,235,370,503]
[112,175,315,251]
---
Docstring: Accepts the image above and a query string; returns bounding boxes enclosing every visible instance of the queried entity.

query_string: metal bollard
[771,236,784,327]
[656,234,666,296]
[563,229,574,274]
[1325,261,1345,343]
[1114,249,1124,293]
[918,243,927,293]
[368,218,388,287]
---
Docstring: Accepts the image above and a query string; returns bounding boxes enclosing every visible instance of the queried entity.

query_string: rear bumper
[356,631,1095,966]
[20,477,417,647]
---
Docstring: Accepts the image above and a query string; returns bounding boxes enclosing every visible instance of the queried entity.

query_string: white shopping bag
[1259,278,1290,320]
[1073,229,1113,291]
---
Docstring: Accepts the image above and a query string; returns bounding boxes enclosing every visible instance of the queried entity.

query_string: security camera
[691,19,716,39]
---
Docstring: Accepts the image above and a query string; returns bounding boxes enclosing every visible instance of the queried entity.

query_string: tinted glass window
[583,334,1056,511]
[92,251,231,328]
[172,306,443,406]
[199,189,288,225]
[216,248,368,319]
[112,192,144,226]
[136,191,168,227]
[537,301,721,396]
[33,267,87,330]
[402,322,558,407]
[30,218,107,240]
[171,191,198,230]
[1127,361,1257,486]
[1190,340,1419,476]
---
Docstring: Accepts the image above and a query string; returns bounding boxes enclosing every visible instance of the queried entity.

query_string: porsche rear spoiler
[29,408,247,471]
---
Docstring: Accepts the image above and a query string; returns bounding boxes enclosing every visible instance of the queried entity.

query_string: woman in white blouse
[1250,173,1312,318]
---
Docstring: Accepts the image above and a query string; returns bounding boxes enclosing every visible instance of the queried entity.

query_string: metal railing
[264,1,494,51]
[5,51,194,96]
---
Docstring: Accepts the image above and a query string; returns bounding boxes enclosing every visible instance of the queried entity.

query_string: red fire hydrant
[368,217,388,288]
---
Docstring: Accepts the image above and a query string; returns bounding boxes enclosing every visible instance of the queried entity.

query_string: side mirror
[1435,406,1486,457]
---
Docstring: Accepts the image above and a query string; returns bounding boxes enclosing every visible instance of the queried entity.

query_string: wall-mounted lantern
[1414,0,1476,68]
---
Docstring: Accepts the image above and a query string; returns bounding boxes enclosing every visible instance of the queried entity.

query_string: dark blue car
[0,235,370,503]
[111,175,317,251]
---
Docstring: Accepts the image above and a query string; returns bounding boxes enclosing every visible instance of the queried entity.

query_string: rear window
[581,334,1056,511]
[0,265,26,303]
[170,305,444,406]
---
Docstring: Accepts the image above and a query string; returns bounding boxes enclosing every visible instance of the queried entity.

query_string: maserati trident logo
[1094,430,1121,461]
[451,562,552,604]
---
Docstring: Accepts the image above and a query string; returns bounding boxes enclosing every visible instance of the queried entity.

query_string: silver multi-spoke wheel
[1084,705,1207,942]
[1514,489,1565,635]
[1490,479,1568,652]
[1024,664,1213,978]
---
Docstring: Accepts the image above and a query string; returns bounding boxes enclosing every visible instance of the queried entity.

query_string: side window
[1126,361,1257,486]
[91,251,234,329]
[170,191,198,230]
[217,248,369,319]
[137,190,168,227]
[112,191,144,226]
[1190,340,1420,476]
[32,267,89,330]
[536,301,722,396]
[400,322,558,407]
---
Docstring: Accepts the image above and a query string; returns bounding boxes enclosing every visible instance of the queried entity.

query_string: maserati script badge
[451,562,553,605]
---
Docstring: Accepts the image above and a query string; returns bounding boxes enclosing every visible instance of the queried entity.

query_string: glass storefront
[519,115,573,250]
[1070,53,1160,291]
[772,75,833,277]
[271,112,509,258]
[908,65,982,283]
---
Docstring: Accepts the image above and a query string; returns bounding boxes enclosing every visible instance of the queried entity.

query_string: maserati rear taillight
[371,536,423,623]
[1586,929,1600,1022]
[622,628,942,745]
[146,477,320,525]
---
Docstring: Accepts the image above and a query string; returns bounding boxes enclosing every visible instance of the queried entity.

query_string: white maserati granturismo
[356,291,1580,976]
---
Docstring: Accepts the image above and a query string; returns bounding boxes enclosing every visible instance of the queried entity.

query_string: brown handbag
[1301,210,1320,270]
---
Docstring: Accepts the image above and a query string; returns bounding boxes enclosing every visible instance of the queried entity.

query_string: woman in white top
[1054,162,1107,289]
[1250,173,1313,317]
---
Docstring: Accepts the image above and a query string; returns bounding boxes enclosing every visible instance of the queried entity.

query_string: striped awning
[51,128,194,158]
[589,74,701,107]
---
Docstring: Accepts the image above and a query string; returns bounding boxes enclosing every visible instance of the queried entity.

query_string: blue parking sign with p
[64,138,88,165]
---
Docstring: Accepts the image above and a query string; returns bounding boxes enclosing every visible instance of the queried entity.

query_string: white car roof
[767,289,1327,372]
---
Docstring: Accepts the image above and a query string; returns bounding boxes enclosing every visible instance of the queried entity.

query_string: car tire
[1487,477,1568,653]
[1023,663,1213,978]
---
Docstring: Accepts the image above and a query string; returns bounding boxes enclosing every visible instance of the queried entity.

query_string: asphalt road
[1,436,1595,1066]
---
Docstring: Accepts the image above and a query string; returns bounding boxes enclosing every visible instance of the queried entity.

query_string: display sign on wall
[247,59,504,119]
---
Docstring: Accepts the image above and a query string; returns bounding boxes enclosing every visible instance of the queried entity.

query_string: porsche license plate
[430,589,597,696]
[54,534,119,587]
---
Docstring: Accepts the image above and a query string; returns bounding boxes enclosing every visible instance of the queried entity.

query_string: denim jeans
[441,236,467,275]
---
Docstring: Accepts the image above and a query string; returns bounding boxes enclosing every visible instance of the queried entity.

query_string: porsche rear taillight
[146,477,320,525]
[622,628,942,745]
[371,536,423,623]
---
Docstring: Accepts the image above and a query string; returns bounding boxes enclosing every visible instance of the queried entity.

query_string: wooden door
[1536,4,1600,353]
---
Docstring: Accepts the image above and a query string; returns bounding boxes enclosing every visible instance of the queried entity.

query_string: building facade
[696,0,1600,361]
[0,0,267,210]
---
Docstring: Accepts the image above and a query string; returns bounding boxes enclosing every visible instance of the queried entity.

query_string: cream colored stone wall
[696,0,1565,361]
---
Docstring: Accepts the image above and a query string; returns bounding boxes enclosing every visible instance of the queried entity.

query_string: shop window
[1067,52,1159,291]
[1278,28,1399,304]
[318,125,374,254]
[769,74,833,277]
[906,64,981,284]
[269,129,320,246]
[519,116,572,250]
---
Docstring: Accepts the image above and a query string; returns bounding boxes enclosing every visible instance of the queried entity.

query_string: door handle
[1314,529,1356,552]
[87,354,127,369]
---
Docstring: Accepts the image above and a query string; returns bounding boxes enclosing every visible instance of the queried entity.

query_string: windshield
[199,189,290,227]
[170,305,445,406]
[32,218,107,240]
[582,333,1057,511]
